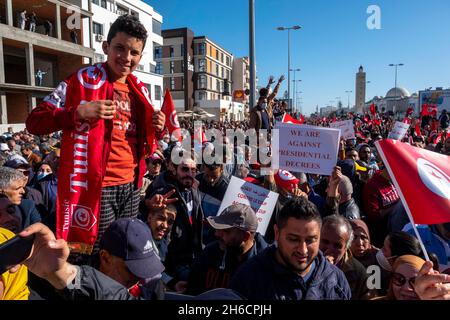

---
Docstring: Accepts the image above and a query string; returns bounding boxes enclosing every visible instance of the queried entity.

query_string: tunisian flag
[370,103,377,116]
[161,89,181,139]
[282,113,304,125]
[421,104,438,117]
[375,139,450,225]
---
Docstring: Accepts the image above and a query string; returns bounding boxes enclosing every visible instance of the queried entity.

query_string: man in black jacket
[146,156,204,288]
[185,204,267,295]
[229,197,351,300]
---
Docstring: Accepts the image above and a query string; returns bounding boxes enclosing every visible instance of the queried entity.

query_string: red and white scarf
[56,63,155,254]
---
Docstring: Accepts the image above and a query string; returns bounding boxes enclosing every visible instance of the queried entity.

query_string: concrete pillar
[0,93,7,124]
[56,4,62,40]
[0,37,5,84]
[25,43,35,86]
[6,0,13,27]
[89,17,94,49]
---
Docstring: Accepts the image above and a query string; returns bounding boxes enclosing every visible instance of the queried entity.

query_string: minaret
[355,66,366,113]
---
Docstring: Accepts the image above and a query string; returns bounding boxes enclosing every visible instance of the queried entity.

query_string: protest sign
[217,176,279,236]
[329,120,355,140]
[388,121,410,140]
[272,123,341,175]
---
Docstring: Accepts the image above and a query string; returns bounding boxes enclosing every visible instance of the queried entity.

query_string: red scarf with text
[56,63,155,254]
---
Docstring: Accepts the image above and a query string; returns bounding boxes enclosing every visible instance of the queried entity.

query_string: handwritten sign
[272,123,341,175]
[329,120,355,140]
[217,176,279,236]
[388,121,410,140]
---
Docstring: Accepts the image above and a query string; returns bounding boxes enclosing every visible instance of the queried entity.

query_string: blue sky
[146,0,450,115]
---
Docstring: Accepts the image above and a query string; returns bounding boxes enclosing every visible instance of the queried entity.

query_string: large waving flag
[161,89,181,140]
[375,139,450,225]
[282,113,304,125]
[421,104,438,117]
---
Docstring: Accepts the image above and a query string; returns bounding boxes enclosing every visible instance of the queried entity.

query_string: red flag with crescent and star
[375,139,450,225]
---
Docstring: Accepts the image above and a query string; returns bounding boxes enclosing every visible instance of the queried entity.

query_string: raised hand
[414,261,450,300]
[278,75,285,83]
[145,189,178,211]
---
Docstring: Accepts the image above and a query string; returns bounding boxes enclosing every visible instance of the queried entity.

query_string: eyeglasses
[17,169,30,176]
[391,272,416,288]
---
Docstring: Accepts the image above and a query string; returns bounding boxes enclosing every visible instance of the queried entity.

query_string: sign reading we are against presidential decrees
[272,123,341,176]
[217,176,279,236]
[329,120,355,140]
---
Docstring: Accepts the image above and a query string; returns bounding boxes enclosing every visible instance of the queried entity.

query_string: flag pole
[375,140,431,262]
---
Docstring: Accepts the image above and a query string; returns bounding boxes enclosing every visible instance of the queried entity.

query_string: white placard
[329,120,355,140]
[388,121,410,140]
[272,123,341,176]
[217,176,279,236]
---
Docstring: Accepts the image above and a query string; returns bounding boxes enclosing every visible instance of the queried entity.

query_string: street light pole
[389,63,404,114]
[290,68,300,112]
[345,90,353,109]
[249,0,256,109]
[277,25,301,112]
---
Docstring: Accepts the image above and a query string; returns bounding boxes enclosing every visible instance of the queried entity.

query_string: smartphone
[0,234,35,274]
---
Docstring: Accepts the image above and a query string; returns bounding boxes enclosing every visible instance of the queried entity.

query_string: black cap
[100,218,165,279]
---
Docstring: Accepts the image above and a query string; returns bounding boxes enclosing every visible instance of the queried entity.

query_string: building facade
[193,36,233,120]
[0,0,95,128]
[91,0,163,107]
[355,66,366,114]
[156,28,194,111]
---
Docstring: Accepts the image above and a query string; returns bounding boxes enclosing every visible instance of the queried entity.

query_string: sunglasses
[18,169,30,176]
[391,272,416,288]
[180,166,197,174]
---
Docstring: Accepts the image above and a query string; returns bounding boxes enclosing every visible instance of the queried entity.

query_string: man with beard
[229,197,351,300]
[147,156,204,291]
[184,204,267,295]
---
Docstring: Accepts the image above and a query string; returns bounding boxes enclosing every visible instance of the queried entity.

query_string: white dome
[386,87,410,99]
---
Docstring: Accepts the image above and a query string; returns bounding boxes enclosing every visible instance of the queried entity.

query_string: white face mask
[376,250,394,272]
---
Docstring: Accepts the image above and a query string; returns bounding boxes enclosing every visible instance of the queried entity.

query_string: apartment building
[0,0,95,129]
[91,0,163,107]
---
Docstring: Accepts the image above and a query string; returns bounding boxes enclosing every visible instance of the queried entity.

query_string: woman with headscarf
[385,255,426,300]
[0,227,30,300]
[349,219,379,268]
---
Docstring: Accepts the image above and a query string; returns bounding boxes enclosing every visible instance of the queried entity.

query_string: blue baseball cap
[100,218,165,280]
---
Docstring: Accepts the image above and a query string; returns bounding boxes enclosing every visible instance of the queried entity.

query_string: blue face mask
[37,172,50,181]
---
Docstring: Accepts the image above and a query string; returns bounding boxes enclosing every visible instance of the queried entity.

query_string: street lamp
[290,68,300,112]
[345,90,353,109]
[388,63,404,113]
[277,25,301,111]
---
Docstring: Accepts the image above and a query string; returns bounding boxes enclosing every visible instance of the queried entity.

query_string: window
[152,19,162,36]
[93,0,99,5]
[220,52,224,63]
[180,44,184,56]
[93,22,103,35]
[226,56,230,67]
[221,67,224,79]
[181,62,185,73]
[136,64,144,71]
[116,5,128,16]
[215,50,219,60]
[154,46,162,59]
[217,79,221,92]
[170,61,175,74]
[198,43,206,55]
[226,69,230,80]
[169,46,174,58]
[198,91,206,100]
[101,0,107,8]
[198,59,206,72]
[145,84,151,96]
[170,77,175,90]
[215,64,219,77]
[199,75,207,89]
[155,85,162,100]
[155,62,163,75]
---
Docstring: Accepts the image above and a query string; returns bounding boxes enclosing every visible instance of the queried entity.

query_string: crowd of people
[1,14,449,301]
